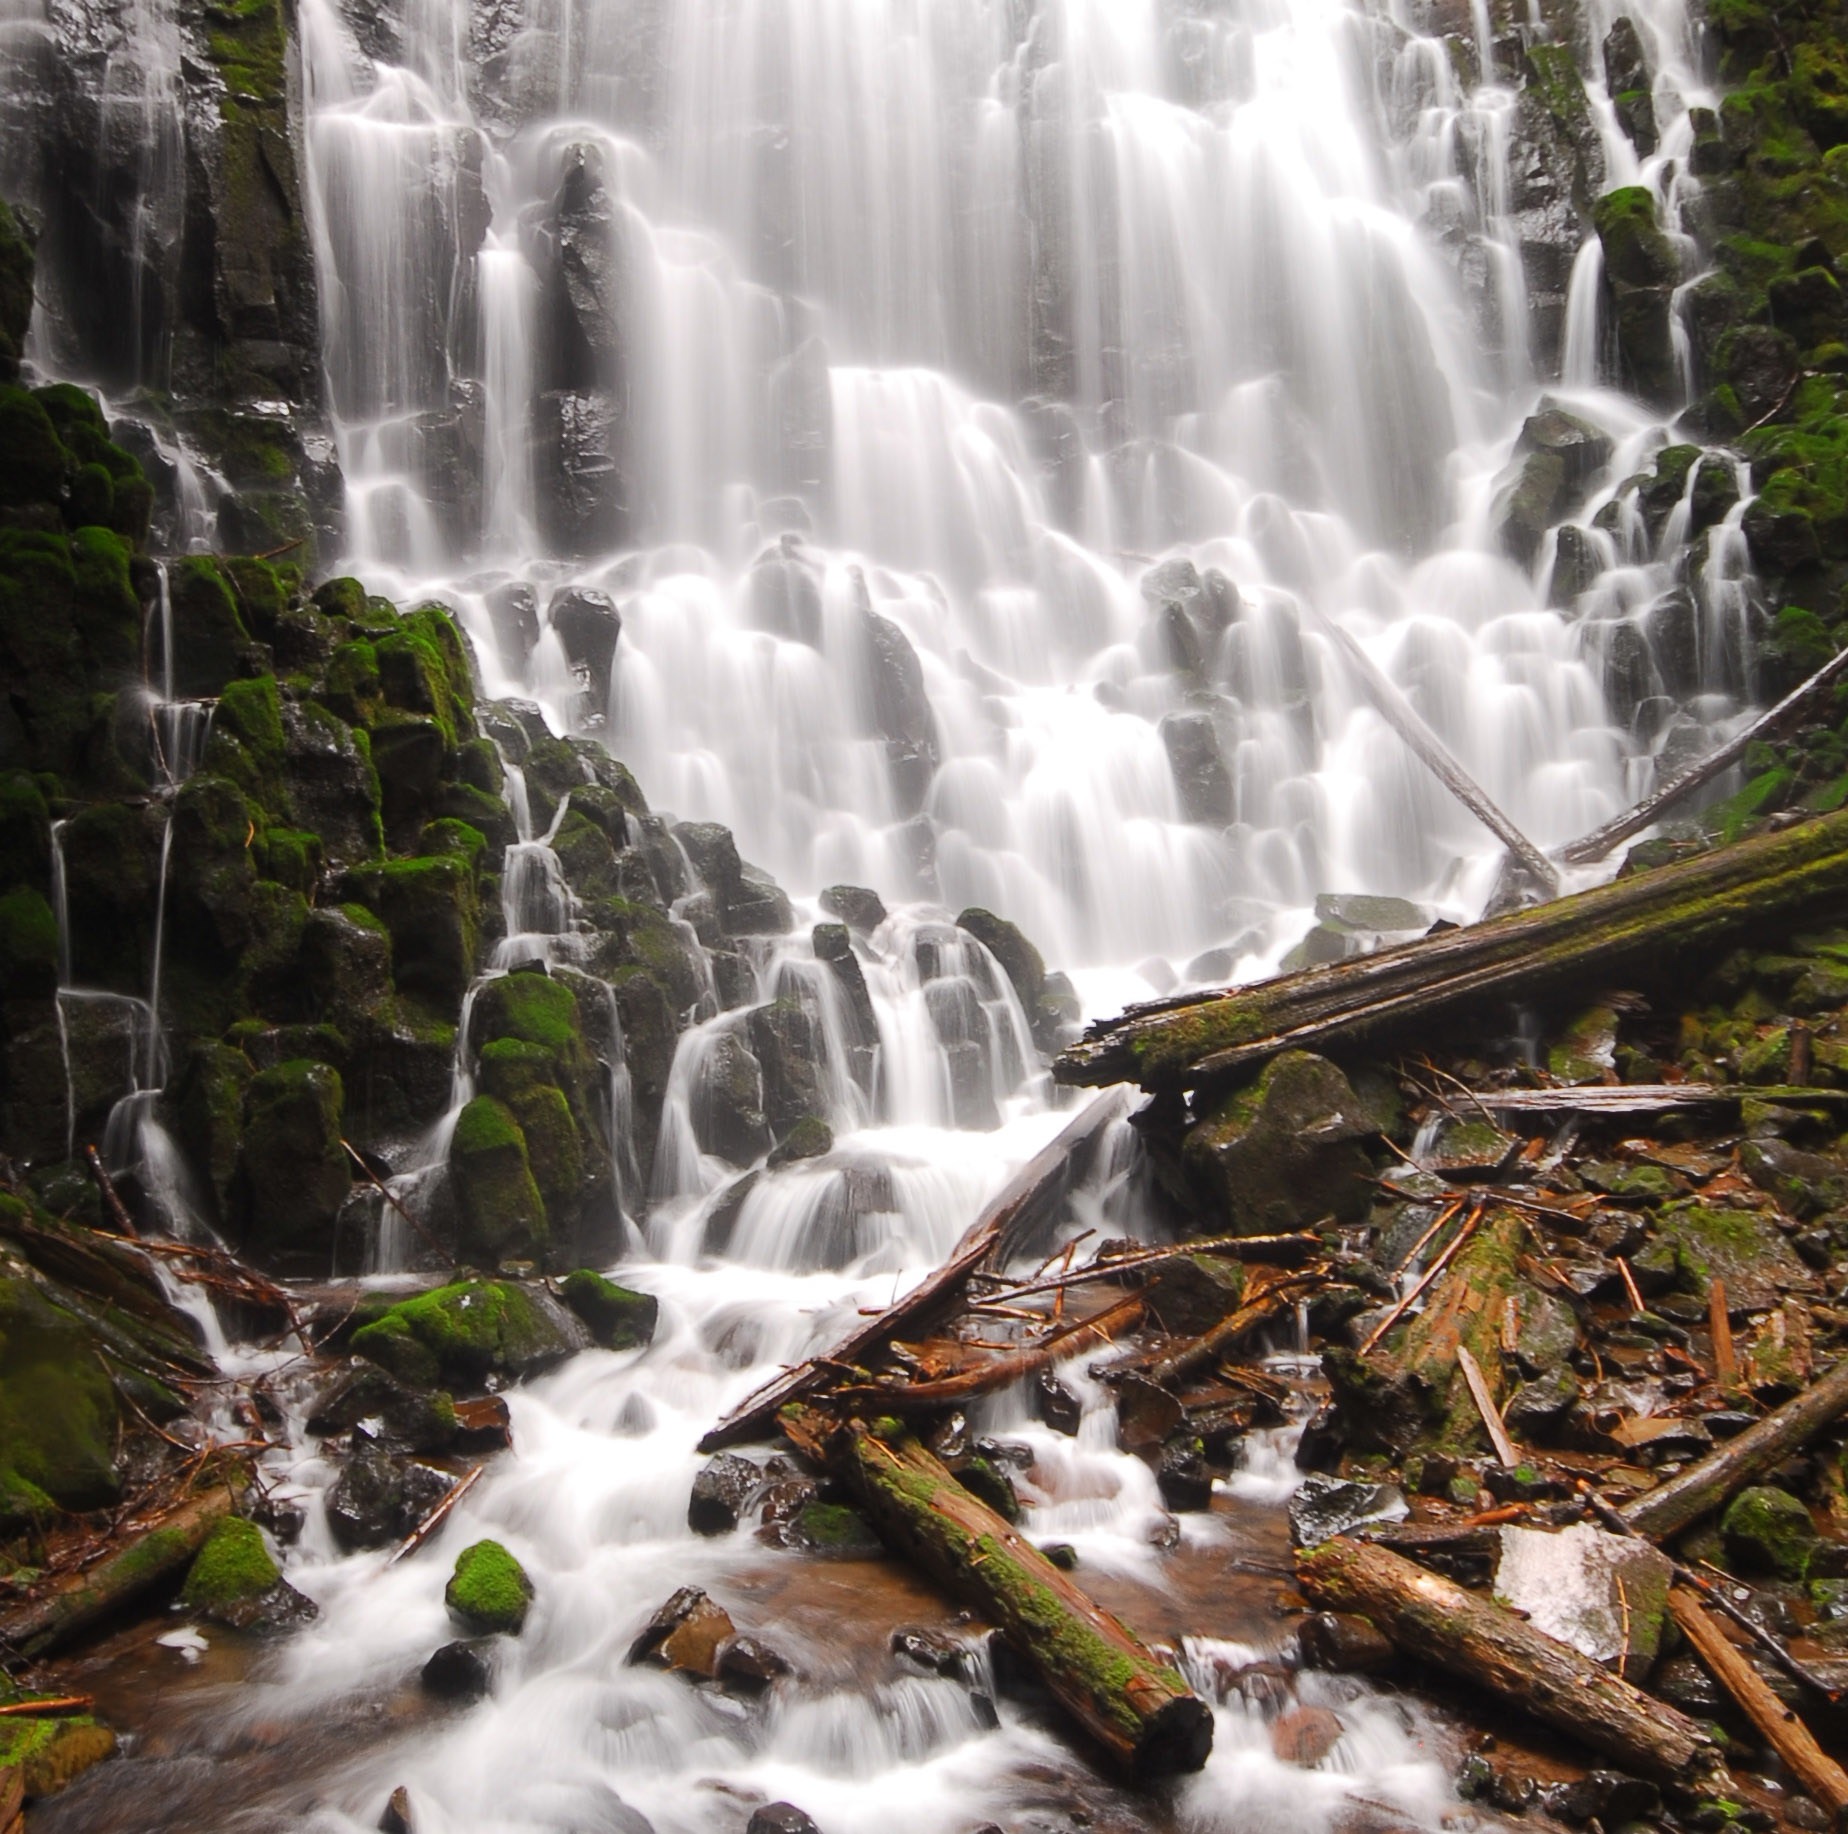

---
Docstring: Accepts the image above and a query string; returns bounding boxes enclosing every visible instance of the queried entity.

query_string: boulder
[1593,188,1681,406]
[234,1059,351,1268]
[350,1280,589,1390]
[819,884,887,934]
[178,1515,317,1632]
[1288,1473,1406,1546]
[326,1445,453,1551]
[305,1360,458,1453]
[1160,710,1234,825]
[484,581,539,676]
[1494,1522,1671,1681]
[445,1538,533,1635]
[547,585,621,687]
[858,592,939,814]
[422,1637,496,1700]
[1183,1051,1377,1233]
[689,1452,764,1535]
[448,1094,549,1264]
[1721,1485,1818,1579]
[691,1029,773,1167]
[748,999,827,1138]
[0,1270,122,1527]
[558,1268,657,1349]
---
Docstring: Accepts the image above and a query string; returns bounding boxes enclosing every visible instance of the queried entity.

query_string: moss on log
[1057,808,1848,1090]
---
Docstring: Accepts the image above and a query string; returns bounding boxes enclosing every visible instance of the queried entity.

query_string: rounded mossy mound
[558,1269,659,1351]
[445,1537,532,1635]
[180,1515,280,1609]
[349,1279,585,1389]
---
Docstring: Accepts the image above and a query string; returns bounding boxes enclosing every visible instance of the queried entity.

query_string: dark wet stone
[1034,1368,1083,1435]
[326,1447,453,1552]
[819,884,887,933]
[1298,1611,1394,1673]
[718,1634,790,1690]
[1156,1437,1215,1511]
[689,1452,763,1536]
[422,1638,495,1701]
[1288,1473,1406,1546]
[747,1806,820,1834]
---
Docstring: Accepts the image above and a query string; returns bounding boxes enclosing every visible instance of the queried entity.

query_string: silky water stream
[12,0,1769,1826]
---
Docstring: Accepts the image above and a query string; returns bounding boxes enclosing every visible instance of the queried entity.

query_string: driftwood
[1316,614,1558,893]
[1057,808,1848,1091]
[1619,1356,1848,1541]
[700,1088,1134,1451]
[829,1293,1146,1412]
[1667,1590,1848,1818]
[1457,1346,1517,1465]
[1471,1083,1848,1114]
[791,1409,1213,1779]
[1559,644,1848,866]
[1296,1536,1728,1790]
[0,1475,244,1658]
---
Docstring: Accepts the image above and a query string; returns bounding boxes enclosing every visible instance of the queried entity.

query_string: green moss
[795,1501,882,1552]
[351,1279,570,1387]
[0,1712,117,1796]
[180,1515,279,1607]
[0,198,33,372]
[312,576,367,622]
[1722,1484,1818,1578]
[557,1269,658,1350]
[473,972,582,1055]
[0,385,65,507]
[445,1537,532,1634]
[0,1275,121,1527]
[0,885,57,996]
[419,817,486,863]
[235,1059,350,1265]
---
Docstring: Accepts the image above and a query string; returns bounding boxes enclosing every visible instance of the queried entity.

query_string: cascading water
[19,1,1778,1829]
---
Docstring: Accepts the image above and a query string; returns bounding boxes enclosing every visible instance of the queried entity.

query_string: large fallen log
[1296,1536,1729,1791]
[0,1473,245,1658]
[1667,1590,1848,1819]
[1558,644,1848,867]
[1619,1355,1848,1542]
[1057,807,1848,1090]
[700,1088,1134,1451]
[790,1409,1213,1779]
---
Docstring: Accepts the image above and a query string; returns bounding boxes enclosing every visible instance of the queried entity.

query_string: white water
[8,0,1767,1826]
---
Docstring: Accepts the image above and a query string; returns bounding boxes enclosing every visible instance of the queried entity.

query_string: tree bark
[1619,1356,1848,1541]
[1057,808,1848,1091]
[1666,1590,1848,1819]
[0,1477,243,1658]
[1296,1536,1729,1791]
[700,1088,1134,1451]
[803,1411,1214,1780]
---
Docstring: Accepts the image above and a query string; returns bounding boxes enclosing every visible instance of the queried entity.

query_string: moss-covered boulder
[340,853,481,1015]
[177,1514,314,1629]
[1722,1484,1819,1579]
[0,198,33,380]
[350,1279,588,1389]
[448,1094,549,1264]
[234,1060,351,1269]
[0,1269,122,1529]
[1594,187,1681,405]
[1182,1050,1376,1233]
[558,1269,658,1350]
[0,1708,117,1799]
[445,1538,532,1635]
[1631,1203,1813,1313]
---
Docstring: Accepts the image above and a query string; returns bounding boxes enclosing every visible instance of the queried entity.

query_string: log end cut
[1134,1691,1216,1778]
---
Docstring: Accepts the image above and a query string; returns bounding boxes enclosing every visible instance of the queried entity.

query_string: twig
[1359,1199,1485,1356]
[385,1465,482,1568]
[341,1140,450,1267]
[1458,1345,1518,1466]
[0,1696,93,1717]
[1709,1279,1737,1387]
[1618,1256,1645,1317]
[84,1145,137,1237]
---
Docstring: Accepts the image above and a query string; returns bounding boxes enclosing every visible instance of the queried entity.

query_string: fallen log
[0,1472,245,1658]
[1667,1590,1848,1819]
[1139,1269,1324,1388]
[1316,614,1558,893]
[1470,1083,1848,1115]
[1558,644,1848,867]
[827,1292,1146,1413]
[1057,807,1848,1091]
[1619,1356,1848,1541]
[792,1409,1213,1779]
[1296,1536,1728,1790]
[972,1230,1322,1308]
[700,1088,1134,1451]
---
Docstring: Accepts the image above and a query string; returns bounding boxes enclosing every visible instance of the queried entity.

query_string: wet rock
[1594,188,1681,407]
[484,581,539,676]
[952,1454,1021,1522]
[689,1452,763,1536]
[1632,1205,1812,1312]
[558,1269,658,1350]
[718,1634,791,1691]
[1297,1611,1394,1674]
[858,589,940,815]
[1156,1436,1215,1511]
[178,1516,318,1633]
[1270,1702,1343,1767]
[1145,1253,1246,1336]
[749,998,827,1138]
[812,922,878,1091]
[1160,710,1234,825]
[1722,1484,1818,1578]
[1545,1770,1661,1825]
[691,1029,773,1167]
[306,1360,458,1454]
[1549,523,1603,606]
[749,541,824,646]
[1421,1115,1520,1178]
[1183,1051,1377,1233]
[1494,1523,1671,1680]
[1288,1473,1407,1546]
[1034,1365,1083,1436]
[780,1500,883,1556]
[547,586,621,691]
[1503,1366,1580,1437]
[819,884,887,934]
[422,1637,496,1701]
[352,1281,589,1391]
[747,1806,819,1834]
[380,1786,415,1834]
[628,1586,735,1676]
[1314,892,1429,935]
[326,1446,453,1551]
[893,1626,973,1677]
[1115,1371,1187,1454]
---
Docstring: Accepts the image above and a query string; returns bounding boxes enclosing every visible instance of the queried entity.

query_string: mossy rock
[1722,1484,1818,1578]
[1182,1050,1377,1233]
[557,1269,658,1350]
[1632,1204,1811,1312]
[0,885,57,999]
[350,1280,587,1389]
[0,1271,122,1529]
[234,1059,351,1268]
[449,1094,549,1264]
[445,1538,532,1635]
[0,198,33,375]
[340,854,481,1015]
[0,385,66,508]
[167,556,252,699]
[790,1500,883,1556]
[180,1515,279,1609]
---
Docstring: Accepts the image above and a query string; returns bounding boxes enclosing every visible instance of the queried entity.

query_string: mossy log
[1058,808,1848,1090]
[1619,1355,1848,1542]
[700,1087,1134,1451]
[1296,1537,1728,1790]
[802,1411,1212,1779]
[0,1473,245,1658]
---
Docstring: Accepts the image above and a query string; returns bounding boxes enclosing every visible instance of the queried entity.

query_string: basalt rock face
[0,0,333,559]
